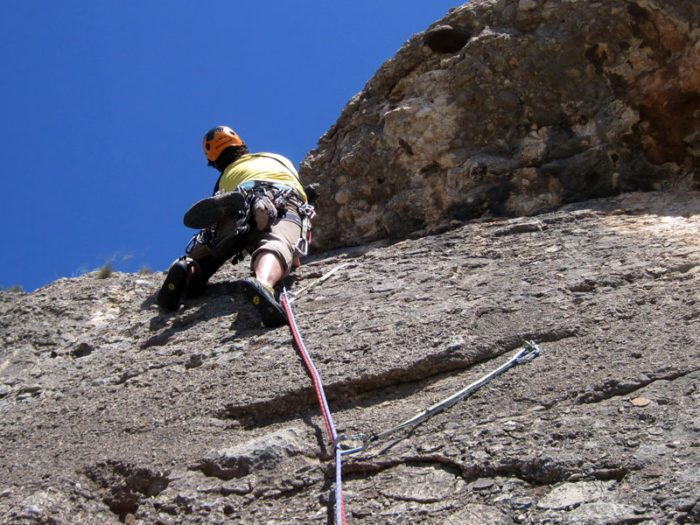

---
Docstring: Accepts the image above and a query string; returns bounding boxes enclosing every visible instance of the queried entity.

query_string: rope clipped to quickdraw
[281,261,542,523]
[281,287,348,525]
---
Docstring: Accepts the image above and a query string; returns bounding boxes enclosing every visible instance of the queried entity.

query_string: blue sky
[0,1,459,292]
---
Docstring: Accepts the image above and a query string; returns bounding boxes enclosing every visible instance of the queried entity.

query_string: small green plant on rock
[96,264,113,279]
[0,285,25,293]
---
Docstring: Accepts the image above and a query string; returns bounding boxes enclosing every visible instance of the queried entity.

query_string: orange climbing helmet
[202,126,244,162]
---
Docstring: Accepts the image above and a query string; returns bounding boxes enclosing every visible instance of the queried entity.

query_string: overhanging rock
[301,0,699,249]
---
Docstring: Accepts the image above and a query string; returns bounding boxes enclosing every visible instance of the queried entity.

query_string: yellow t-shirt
[218,152,307,201]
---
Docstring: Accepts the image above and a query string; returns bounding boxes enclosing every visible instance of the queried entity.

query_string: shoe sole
[184,191,248,229]
[156,262,188,311]
[239,279,287,327]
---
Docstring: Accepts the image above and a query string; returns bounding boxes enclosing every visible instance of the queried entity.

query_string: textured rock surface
[1,191,698,524]
[2,1,699,522]
[301,0,699,249]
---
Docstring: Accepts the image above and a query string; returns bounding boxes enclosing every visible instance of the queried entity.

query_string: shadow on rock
[143,281,263,344]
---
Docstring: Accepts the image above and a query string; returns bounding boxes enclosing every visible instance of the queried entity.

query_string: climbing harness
[282,268,541,524]
[184,180,316,264]
[240,181,316,257]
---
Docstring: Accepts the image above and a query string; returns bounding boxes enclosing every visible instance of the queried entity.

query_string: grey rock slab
[193,427,308,480]
[374,464,467,503]
[536,480,615,510]
[0,198,697,523]
[563,501,644,525]
[442,503,514,524]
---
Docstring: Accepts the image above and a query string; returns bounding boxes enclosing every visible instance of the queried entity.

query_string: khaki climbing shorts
[247,206,302,277]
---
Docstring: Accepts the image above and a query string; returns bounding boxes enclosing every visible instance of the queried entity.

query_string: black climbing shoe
[156,258,189,311]
[184,190,248,229]
[239,277,287,327]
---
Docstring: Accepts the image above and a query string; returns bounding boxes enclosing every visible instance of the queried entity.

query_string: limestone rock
[1,190,697,523]
[443,503,513,524]
[564,501,641,525]
[301,0,699,250]
[373,464,467,503]
[536,480,614,510]
[1,1,699,522]
[192,427,307,480]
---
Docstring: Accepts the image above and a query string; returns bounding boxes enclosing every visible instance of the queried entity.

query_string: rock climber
[156,126,316,327]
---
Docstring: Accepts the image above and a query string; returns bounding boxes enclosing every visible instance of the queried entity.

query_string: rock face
[1,191,699,524]
[301,0,699,249]
[2,1,699,523]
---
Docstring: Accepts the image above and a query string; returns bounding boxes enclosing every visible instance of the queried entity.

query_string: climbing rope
[281,265,542,524]
[281,287,348,525]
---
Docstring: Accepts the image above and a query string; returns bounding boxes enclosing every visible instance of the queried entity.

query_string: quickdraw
[281,264,542,524]
[296,202,316,257]
[364,342,541,447]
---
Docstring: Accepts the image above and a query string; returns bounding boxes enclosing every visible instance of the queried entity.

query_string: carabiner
[515,341,541,363]
[295,236,310,257]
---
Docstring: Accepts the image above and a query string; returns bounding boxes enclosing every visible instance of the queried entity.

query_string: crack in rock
[575,369,695,404]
